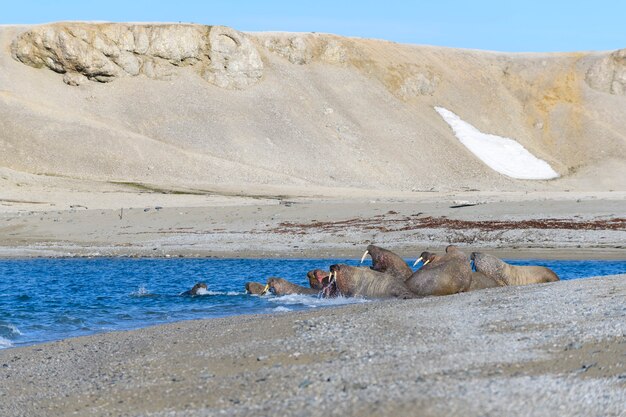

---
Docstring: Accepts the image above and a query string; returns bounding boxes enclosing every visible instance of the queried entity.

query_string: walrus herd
[245,244,560,299]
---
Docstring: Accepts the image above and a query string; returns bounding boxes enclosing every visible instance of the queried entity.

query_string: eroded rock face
[261,35,313,64]
[11,23,263,89]
[260,34,348,65]
[585,48,626,95]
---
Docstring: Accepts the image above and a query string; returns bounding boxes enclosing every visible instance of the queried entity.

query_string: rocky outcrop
[259,34,348,65]
[585,48,626,95]
[261,35,313,64]
[11,23,263,89]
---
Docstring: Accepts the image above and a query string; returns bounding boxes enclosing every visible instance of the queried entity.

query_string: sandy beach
[1,273,624,417]
[1,188,625,260]
[0,21,625,417]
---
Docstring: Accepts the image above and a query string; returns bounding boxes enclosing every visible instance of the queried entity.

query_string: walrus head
[446,245,459,252]
[307,269,329,290]
[245,281,267,295]
[320,265,344,298]
[413,251,439,267]
[190,282,208,295]
[265,277,288,295]
[470,252,506,284]
[361,244,413,280]
[328,264,361,297]
[446,245,470,261]
[361,244,393,268]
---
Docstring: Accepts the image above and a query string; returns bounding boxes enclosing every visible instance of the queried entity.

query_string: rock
[585,48,626,95]
[11,23,263,89]
[398,72,438,98]
[262,35,313,64]
[62,72,88,86]
[202,25,264,89]
[320,39,348,64]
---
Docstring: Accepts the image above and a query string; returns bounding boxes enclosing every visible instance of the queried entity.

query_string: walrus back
[474,252,560,286]
[468,271,501,291]
[513,265,560,285]
[349,267,413,298]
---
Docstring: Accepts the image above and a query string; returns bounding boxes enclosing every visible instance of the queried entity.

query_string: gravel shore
[1,192,624,259]
[1,274,625,417]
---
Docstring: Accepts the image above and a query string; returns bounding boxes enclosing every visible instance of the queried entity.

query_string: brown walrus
[360,244,413,281]
[245,282,267,295]
[468,271,501,291]
[405,246,472,296]
[265,277,320,296]
[327,264,414,299]
[307,269,330,290]
[471,252,559,286]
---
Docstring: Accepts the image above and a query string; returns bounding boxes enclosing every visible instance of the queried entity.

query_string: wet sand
[1,274,624,417]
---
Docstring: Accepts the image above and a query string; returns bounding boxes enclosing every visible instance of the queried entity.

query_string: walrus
[265,277,320,296]
[327,264,414,299]
[405,246,472,296]
[360,244,413,281]
[471,252,560,286]
[180,282,209,296]
[245,281,267,295]
[307,269,330,290]
[468,271,501,291]
[412,251,441,267]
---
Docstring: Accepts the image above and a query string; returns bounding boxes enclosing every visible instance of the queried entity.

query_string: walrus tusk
[360,250,369,264]
[260,284,270,295]
[412,256,423,267]
[423,259,431,266]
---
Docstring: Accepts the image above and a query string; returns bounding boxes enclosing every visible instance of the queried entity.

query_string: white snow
[435,107,559,180]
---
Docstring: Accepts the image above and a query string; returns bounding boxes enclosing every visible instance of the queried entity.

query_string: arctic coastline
[1,273,624,417]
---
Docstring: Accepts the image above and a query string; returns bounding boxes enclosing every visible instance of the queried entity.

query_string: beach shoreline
[1,191,624,260]
[1,273,624,417]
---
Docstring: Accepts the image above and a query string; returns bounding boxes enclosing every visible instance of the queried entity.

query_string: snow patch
[435,107,559,180]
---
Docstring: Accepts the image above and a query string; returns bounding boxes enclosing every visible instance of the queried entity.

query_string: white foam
[273,306,292,312]
[130,285,151,296]
[9,324,21,336]
[203,290,243,296]
[194,287,210,296]
[435,107,559,180]
[267,293,370,308]
[0,323,22,337]
[0,336,13,349]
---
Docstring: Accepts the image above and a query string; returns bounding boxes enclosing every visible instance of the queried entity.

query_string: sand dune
[0,23,624,197]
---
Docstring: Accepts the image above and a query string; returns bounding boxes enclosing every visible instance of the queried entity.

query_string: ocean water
[0,258,624,349]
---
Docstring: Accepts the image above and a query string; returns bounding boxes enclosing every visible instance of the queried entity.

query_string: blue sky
[2,0,624,52]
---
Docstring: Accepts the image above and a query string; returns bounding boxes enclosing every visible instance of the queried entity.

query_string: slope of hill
[0,23,624,196]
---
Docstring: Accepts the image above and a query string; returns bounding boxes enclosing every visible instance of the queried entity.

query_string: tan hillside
[0,22,624,196]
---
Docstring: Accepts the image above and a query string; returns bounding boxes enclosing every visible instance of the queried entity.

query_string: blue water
[0,258,624,349]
